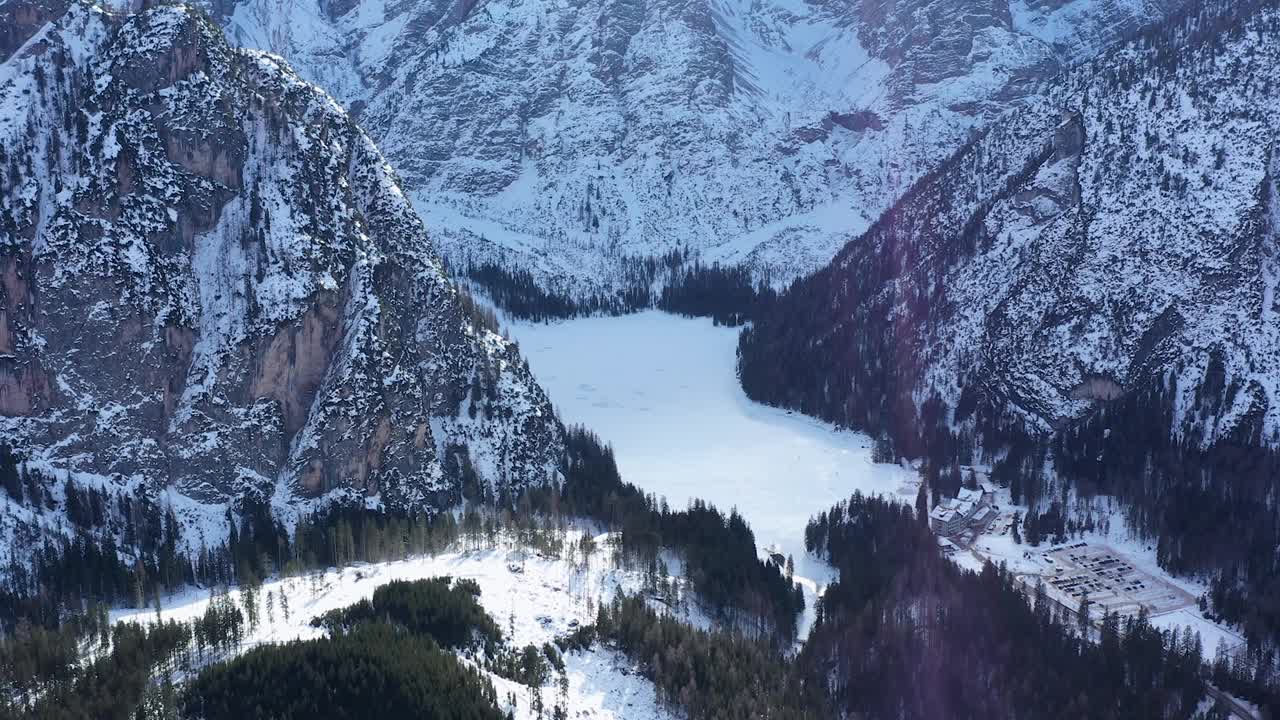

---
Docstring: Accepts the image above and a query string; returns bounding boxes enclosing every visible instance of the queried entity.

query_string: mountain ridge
[196,0,1183,300]
[0,0,564,545]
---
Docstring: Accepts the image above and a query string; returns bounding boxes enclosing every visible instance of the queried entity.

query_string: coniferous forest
[6,0,1280,715]
[184,625,505,720]
[0,427,808,718]
[737,0,1280,698]
[465,253,774,326]
[799,493,1239,719]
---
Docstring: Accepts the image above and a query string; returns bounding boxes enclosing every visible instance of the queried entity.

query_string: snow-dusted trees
[800,491,1213,718]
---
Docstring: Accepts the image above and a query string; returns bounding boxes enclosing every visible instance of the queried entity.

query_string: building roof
[971,506,997,524]
[930,505,960,523]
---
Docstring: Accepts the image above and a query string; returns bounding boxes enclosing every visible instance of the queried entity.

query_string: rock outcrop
[0,0,563,515]
[739,0,1280,448]
[205,0,1181,295]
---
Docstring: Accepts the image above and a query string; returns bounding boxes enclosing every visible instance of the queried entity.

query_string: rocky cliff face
[738,0,1280,449]
[0,0,563,519]
[202,0,1180,296]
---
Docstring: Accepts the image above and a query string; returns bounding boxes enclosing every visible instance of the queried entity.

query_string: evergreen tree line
[657,262,776,327]
[0,582,251,718]
[463,252,774,326]
[799,492,1252,718]
[465,261,652,321]
[0,462,193,631]
[737,0,1280,686]
[1,617,194,720]
[559,593,828,720]
[182,624,504,720]
[312,577,502,653]
[0,427,806,712]
[2,445,802,647]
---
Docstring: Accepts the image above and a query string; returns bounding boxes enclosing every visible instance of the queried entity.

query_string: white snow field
[509,311,917,591]
[111,311,916,717]
[117,535,681,720]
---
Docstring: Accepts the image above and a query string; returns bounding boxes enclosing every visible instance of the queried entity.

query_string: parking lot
[1040,543,1193,618]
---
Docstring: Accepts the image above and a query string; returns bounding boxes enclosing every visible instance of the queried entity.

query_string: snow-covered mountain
[0,0,564,523]
[739,0,1280,450]
[199,0,1180,297]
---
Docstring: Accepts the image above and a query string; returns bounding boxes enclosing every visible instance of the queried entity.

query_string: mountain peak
[0,0,563,524]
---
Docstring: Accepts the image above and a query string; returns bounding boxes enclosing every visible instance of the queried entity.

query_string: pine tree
[915,483,929,525]
[1077,590,1090,638]
[0,446,21,503]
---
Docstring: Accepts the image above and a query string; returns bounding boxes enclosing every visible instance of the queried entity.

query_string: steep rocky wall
[0,0,564,517]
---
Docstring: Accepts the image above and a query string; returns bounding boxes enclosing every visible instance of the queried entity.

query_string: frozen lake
[510,311,917,585]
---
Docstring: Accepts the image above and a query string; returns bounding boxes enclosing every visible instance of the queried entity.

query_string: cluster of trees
[315,578,570,716]
[0,610,108,702]
[313,577,501,653]
[541,427,804,642]
[464,251,772,327]
[1018,501,1068,547]
[799,492,1240,718]
[0,447,43,506]
[182,624,504,720]
[0,582,253,718]
[0,474,193,632]
[657,262,775,327]
[2,618,193,720]
[562,594,827,720]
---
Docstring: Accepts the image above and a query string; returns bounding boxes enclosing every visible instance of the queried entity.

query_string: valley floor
[509,311,918,635]
[508,311,1252,666]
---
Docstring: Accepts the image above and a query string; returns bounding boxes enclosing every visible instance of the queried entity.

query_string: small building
[929,502,969,536]
[936,536,959,556]
[930,487,992,537]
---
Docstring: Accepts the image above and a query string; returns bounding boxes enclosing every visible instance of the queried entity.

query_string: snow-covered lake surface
[509,311,917,587]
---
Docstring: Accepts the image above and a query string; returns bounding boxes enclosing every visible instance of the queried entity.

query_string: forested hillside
[799,493,1259,717]
[740,0,1280,659]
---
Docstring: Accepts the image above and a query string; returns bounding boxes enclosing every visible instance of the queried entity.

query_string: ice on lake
[510,311,917,585]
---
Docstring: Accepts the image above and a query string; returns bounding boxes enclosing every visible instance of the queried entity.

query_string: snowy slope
[0,0,563,535]
[114,537,686,720]
[740,0,1280,446]
[200,0,1180,297]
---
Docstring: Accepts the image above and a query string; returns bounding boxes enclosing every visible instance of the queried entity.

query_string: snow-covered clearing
[959,474,1248,656]
[116,535,680,720]
[508,311,918,635]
